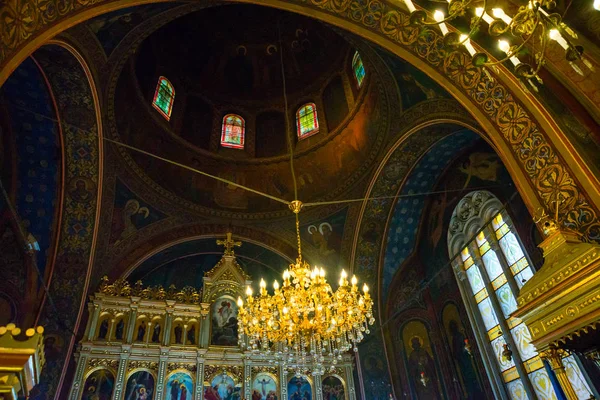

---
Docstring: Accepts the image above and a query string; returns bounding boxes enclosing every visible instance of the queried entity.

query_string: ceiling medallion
[236,200,375,377]
[403,0,596,91]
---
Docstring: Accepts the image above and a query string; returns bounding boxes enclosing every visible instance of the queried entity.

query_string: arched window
[448,191,593,400]
[352,51,365,88]
[152,76,175,120]
[296,103,319,139]
[221,114,245,149]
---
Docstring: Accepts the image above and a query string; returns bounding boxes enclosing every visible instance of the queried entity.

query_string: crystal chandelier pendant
[236,201,375,376]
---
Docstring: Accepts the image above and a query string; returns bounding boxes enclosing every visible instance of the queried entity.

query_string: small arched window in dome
[221,114,245,149]
[296,103,319,139]
[352,51,365,88]
[152,76,175,120]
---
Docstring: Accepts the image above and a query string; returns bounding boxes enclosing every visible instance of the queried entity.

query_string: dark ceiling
[135,4,349,103]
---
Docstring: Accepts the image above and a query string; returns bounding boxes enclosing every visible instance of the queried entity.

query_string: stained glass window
[450,192,594,400]
[296,103,319,139]
[221,114,245,149]
[152,77,175,120]
[352,51,365,88]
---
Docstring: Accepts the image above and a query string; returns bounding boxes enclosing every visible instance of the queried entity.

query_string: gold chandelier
[403,0,596,91]
[236,201,375,376]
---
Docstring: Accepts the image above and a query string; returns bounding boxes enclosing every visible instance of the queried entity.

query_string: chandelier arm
[483,18,542,67]
[457,0,487,45]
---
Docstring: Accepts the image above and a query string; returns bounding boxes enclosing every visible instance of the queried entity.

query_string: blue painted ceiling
[1,57,60,276]
[381,129,480,298]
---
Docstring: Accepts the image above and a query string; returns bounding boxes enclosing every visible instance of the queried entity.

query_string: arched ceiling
[127,238,291,289]
[106,4,396,219]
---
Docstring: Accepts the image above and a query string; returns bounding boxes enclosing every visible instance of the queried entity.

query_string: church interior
[1,1,600,399]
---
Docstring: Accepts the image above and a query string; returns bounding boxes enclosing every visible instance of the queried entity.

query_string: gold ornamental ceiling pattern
[0,0,599,240]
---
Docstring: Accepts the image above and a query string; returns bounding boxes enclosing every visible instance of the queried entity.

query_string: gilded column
[87,303,100,340]
[281,368,288,400]
[164,309,174,345]
[156,350,169,400]
[244,360,251,400]
[195,356,204,400]
[314,374,323,400]
[126,301,138,343]
[345,364,357,400]
[540,348,578,400]
[112,355,128,400]
[68,353,88,400]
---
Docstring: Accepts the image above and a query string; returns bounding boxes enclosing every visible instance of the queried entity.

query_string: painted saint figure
[152,323,161,343]
[115,319,124,340]
[98,319,108,339]
[170,379,180,400]
[187,325,196,345]
[407,336,440,399]
[179,384,187,400]
[137,321,146,342]
[174,324,183,344]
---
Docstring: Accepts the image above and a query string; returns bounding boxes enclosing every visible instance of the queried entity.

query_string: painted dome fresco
[110,4,391,218]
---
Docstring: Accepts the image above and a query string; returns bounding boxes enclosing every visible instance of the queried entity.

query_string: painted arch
[1,0,599,243]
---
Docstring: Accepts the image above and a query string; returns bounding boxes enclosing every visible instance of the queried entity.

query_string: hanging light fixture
[402,0,596,91]
[237,201,375,376]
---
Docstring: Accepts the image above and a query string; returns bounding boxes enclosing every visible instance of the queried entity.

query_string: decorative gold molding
[167,362,197,374]
[86,358,119,373]
[205,365,243,383]
[514,210,600,350]
[128,360,158,371]
[99,276,202,304]
[251,366,279,377]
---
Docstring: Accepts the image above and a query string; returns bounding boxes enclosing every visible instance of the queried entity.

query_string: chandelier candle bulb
[549,29,569,51]
[498,40,521,66]
[434,10,449,35]
[475,7,494,24]
[351,275,358,286]
[460,34,477,56]
[595,0,600,11]
[403,0,416,13]
[492,8,512,24]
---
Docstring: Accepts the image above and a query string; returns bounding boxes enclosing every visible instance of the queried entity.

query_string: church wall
[384,140,536,399]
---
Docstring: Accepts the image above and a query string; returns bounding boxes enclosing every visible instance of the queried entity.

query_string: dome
[110,4,390,218]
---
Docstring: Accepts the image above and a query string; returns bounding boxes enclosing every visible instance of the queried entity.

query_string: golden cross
[217,232,242,256]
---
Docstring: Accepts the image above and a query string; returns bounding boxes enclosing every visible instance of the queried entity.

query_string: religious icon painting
[210,295,239,346]
[80,368,115,400]
[322,376,345,400]
[166,371,194,400]
[287,376,312,400]
[124,370,155,400]
[252,372,278,400]
[402,320,443,400]
[204,374,242,400]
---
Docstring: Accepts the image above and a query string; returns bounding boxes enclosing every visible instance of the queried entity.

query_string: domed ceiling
[134,5,348,103]
[110,4,390,218]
